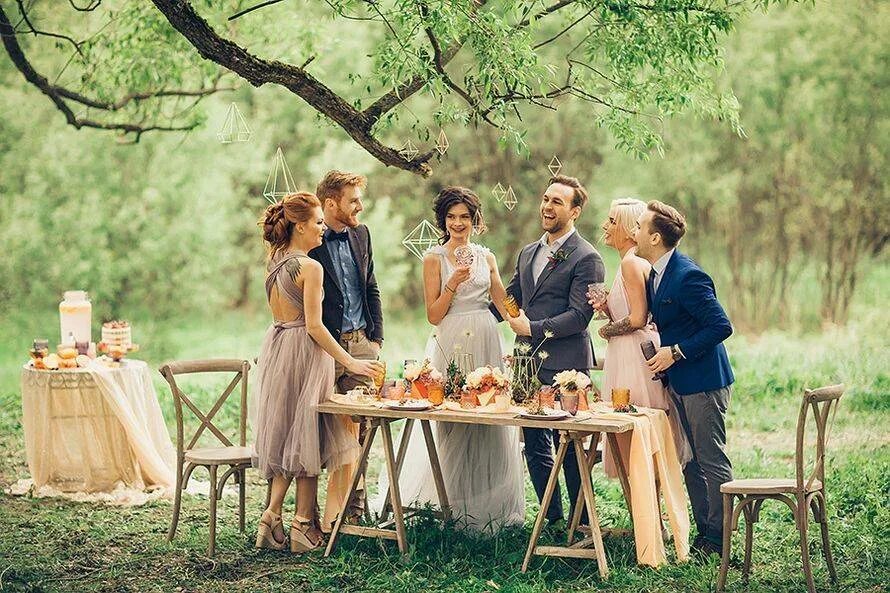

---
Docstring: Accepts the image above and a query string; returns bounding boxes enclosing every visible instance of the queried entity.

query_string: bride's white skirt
[372,309,526,533]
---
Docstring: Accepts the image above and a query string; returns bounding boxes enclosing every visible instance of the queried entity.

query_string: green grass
[1,308,888,592]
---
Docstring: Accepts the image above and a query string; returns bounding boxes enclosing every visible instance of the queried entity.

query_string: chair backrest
[159,359,251,458]
[795,383,844,492]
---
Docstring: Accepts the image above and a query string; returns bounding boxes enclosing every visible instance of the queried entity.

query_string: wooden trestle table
[318,401,636,578]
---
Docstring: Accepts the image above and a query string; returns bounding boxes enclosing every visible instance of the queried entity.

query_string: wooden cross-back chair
[717,384,844,593]
[159,359,253,556]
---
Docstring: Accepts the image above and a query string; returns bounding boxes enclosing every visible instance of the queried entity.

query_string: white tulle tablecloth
[20,359,175,496]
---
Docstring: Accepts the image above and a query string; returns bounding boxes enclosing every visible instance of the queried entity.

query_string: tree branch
[150,0,433,176]
[15,0,84,58]
[362,0,493,124]
[228,0,286,22]
[0,3,220,142]
[517,0,578,28]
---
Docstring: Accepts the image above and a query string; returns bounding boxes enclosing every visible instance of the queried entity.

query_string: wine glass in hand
[587,282,609,320]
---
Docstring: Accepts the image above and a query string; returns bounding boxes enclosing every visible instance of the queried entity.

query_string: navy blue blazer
[648,250,734,396]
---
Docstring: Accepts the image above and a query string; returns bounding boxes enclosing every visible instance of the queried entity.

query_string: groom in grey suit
[492,175,605,526]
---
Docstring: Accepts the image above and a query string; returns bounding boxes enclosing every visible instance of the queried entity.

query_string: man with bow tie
[309,170,384,527]
[633,200,734,558]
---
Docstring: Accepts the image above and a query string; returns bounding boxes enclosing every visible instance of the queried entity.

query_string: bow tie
[326,230,349,242]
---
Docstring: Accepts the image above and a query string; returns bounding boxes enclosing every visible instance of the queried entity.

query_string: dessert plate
[519,408,571,420]
[384,399,432,411]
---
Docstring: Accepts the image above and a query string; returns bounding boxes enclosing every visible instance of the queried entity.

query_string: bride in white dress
[374,187,525,532]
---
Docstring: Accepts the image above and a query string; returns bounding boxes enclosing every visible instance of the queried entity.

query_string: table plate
[383,400,432,411]
[519,409,571,420]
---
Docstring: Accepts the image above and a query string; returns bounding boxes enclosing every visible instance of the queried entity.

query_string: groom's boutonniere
[547,248,572,269]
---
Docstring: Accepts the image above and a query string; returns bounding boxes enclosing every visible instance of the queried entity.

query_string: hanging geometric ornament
[435,129,449,156]
[471,209,486,236]
[492,182,507,202]
[399,140,419,161]
[262,147,297,204]
[217,103,252,143]
[503,185,518,211]
[547,155,563,177]
[402,219,439,260]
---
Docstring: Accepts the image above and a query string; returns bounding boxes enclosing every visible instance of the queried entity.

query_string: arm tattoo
[284,257,302,282]
[599,316,636,338]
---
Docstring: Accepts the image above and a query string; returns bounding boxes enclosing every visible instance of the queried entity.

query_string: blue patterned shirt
[325,230,367,333]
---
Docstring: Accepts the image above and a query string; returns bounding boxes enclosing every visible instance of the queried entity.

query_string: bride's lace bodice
[427,243,492,314]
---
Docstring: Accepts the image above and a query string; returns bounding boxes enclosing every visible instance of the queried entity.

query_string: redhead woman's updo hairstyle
[432,186,485,244]
[260,191,321,257]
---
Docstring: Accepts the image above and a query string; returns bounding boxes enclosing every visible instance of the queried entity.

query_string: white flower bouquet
[464,366,510,407]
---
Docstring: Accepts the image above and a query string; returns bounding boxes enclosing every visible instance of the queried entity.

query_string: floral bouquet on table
[464,366,510,409]
[404,358,445,404]
[553,370,594,412]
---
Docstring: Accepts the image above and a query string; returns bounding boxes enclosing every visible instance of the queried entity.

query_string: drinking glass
[373,361,387,393]
[560,392,579,416]
[454,245,475,267]
[611,387,631,409]
[538,386,556,409]
[587,282,609,320]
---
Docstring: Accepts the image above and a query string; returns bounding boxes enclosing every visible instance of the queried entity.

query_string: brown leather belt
[340,328,366,342]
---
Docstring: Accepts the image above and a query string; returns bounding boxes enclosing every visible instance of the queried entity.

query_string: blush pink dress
[602,260,692,475]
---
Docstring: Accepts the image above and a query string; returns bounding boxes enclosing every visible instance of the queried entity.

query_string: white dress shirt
[651,248,675,294]
[531,227,577,283]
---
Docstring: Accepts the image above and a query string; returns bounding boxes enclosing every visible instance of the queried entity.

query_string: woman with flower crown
[373,187,525,532]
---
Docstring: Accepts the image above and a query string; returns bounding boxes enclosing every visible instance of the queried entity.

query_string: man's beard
[543,217,565,235]
[334,207,358,228]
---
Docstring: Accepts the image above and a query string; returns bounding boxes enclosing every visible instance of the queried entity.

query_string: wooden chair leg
[797,496,816,593]
[815,494,838,583]
[238,468,246,533]
[716,493,734,592]
[742,502,755,583]
[168,461,185,541]
[208,464,218,557]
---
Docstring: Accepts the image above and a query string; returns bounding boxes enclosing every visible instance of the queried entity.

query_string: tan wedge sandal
[290,515,324,553]
[255,509,287,550]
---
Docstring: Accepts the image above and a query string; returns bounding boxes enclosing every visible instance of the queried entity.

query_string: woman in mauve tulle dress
[253,192,382,553]
[593,198,692,473]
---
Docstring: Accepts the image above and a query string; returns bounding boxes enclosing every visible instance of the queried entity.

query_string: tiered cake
[101,320,132,349]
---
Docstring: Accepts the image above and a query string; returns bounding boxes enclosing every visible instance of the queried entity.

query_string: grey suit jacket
[491,231,605,373]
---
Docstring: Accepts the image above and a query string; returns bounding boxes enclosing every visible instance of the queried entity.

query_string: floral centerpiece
[553,370,594,411]
[464,366,510,407]
[404,358,443,401]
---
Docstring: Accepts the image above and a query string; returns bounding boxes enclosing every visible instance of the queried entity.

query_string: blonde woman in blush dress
[593,198,692,472]
[253,192,383,553]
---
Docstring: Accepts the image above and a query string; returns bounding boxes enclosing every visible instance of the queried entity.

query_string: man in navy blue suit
[633,200,735,557]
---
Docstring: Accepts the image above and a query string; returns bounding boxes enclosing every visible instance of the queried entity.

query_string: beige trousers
[323,329,378,530]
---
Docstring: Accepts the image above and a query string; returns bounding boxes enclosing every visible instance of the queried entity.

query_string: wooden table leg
[381,419,408,554]
[567,432,601,544]
[381,418,415,520]
[420,419,451,521]
[522,432,571,573]
[574,436,609,579]
[325,419,378,557]
[607,432,634,520]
